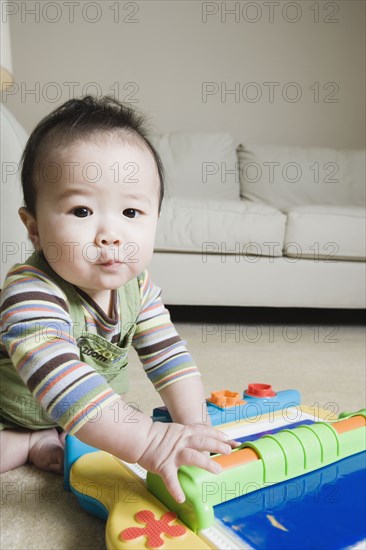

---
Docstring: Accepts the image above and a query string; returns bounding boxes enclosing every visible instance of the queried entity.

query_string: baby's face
[27,135,160,306]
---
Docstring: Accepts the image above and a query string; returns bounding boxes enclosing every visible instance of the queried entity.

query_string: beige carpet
[1,321,365,550]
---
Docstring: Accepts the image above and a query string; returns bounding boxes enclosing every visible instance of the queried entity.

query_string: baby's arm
[123,272,238,500]
[159,377,210,426]
[75,396,233,503]
[134,271,214,427]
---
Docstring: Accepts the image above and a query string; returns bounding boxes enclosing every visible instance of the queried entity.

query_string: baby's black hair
[20,95,165,215]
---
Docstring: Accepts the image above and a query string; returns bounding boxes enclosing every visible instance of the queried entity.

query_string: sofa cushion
[237,144,366,212]
[154,132,240,201]
[155,197,286,257]
[284,206,366,261]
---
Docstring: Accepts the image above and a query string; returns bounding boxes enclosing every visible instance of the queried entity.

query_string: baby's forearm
[75,377,209,461]
[159,376,211,426]
[75,397,153,463]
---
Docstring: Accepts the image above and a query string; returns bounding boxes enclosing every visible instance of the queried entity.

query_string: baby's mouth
[100,259,122,266]
[96,249,122,265]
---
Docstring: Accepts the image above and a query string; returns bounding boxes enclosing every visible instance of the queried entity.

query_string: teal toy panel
[152,383,301,426]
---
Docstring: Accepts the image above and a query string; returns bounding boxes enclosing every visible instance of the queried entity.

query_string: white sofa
[149,133,366,309]
[1,112,365,309]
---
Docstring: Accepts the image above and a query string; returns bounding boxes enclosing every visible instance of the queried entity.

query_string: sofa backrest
[237,144,366,212]
[154,132,240,201]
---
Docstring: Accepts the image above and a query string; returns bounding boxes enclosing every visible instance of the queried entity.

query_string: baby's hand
[137,422,236,503]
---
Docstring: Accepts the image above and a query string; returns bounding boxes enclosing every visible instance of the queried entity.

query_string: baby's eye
[72,207,92,218]
[123,208,140,219]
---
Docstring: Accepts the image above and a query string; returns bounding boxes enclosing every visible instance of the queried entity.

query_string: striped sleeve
[133,270,200,391]
[0,264,119,434]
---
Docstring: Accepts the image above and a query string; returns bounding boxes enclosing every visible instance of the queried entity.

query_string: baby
[0,96,236,503]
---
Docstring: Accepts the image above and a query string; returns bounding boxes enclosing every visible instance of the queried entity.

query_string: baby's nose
[95,230,121,247]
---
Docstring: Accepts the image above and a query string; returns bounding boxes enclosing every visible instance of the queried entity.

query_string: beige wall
[3,0,366,149]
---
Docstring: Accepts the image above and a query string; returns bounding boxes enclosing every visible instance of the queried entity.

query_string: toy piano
[64,384,366,549]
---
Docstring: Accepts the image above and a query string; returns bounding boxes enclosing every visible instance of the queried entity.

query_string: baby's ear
[19,207,41,250]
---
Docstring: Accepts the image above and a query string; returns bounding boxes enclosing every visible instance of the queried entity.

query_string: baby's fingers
[180,448,222,475]
[188,435,232,456]
[190,424,240,450]
[160,467,186,504]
